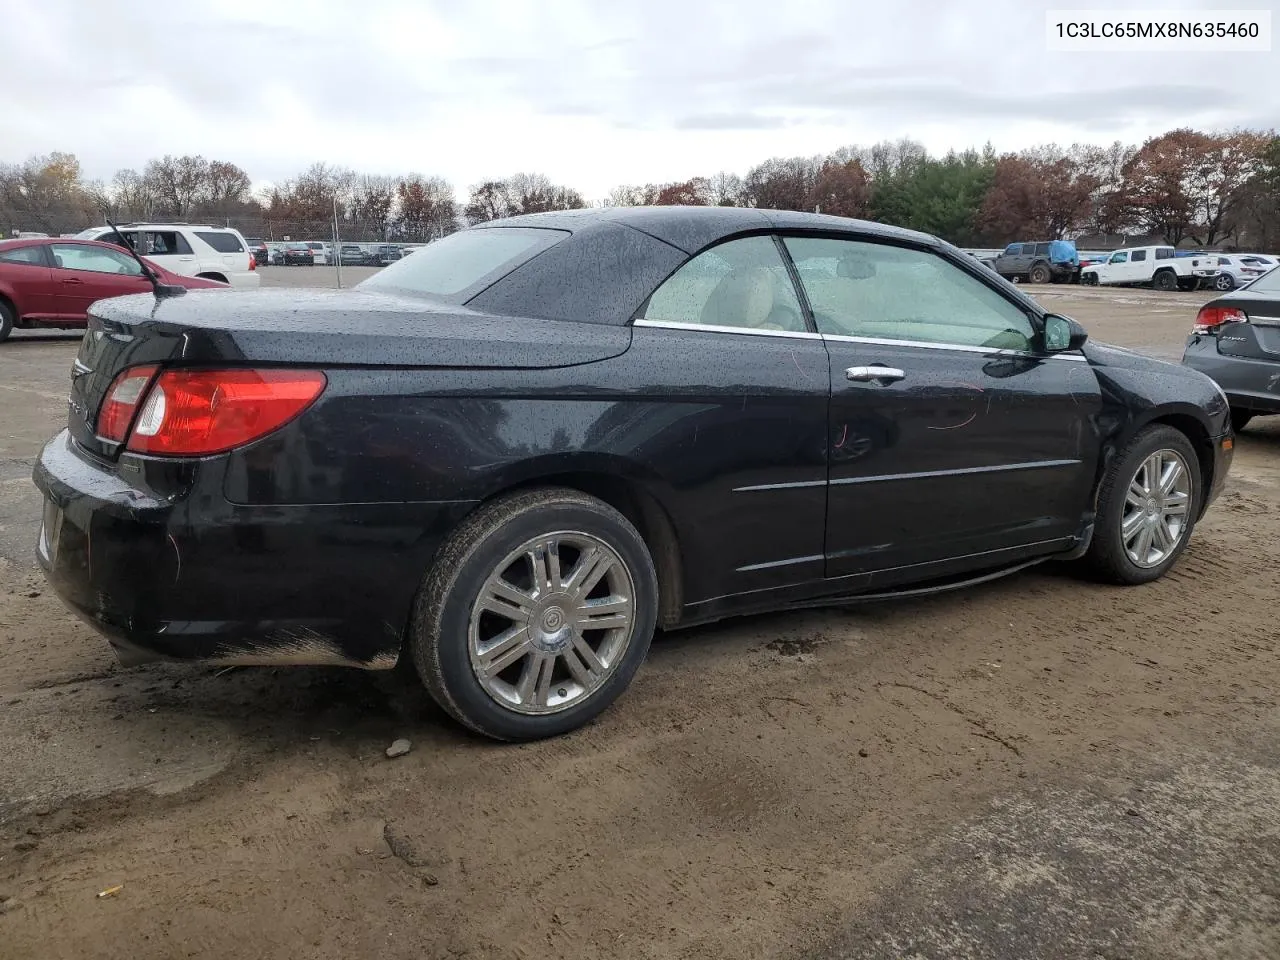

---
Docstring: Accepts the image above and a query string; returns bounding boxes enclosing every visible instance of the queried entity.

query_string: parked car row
[265,241,419,266]
[982,238,1278,293]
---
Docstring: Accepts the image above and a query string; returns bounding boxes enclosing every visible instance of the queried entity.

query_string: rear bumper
[33,429,475,669]
[225,271,261,289]
[1182,337,1280,414]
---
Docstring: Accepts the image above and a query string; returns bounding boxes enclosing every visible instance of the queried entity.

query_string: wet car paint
[32,207,1233,670]
[1183,284,1280,416]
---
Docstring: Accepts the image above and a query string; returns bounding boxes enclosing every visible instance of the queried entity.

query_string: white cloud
[1,0,1274,200]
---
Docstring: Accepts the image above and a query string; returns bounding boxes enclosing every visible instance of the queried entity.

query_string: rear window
[358,227,568,301]
[195,231,245,253]
[1244,267,1280,293]
[0,245,46,265]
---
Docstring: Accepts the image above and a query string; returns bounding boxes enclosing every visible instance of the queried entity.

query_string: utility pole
[332,195,343,289]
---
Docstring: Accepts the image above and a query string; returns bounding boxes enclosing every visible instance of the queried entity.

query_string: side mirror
[1042,314,1088,353]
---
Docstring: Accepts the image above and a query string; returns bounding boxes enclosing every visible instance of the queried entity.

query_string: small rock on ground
[385,738,412,759]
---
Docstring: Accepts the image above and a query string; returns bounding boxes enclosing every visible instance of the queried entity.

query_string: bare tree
[143,155,209,219]
[706,171,744,206]
[352,174,398,240]
[0,152,98,234]
[396,175,458,241]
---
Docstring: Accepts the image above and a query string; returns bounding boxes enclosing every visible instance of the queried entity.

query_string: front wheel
[409,488,658,740]
[0,300,13,342]
[1083,425,1200,585]
[1083,272,1098,286]
[1214,274,1235,291]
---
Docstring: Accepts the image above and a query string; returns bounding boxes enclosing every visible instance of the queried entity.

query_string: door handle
[62,278,83,285]
[846,365,906,384]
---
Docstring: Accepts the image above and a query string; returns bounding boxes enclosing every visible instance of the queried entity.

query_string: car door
[0,243,56,318]
[195,230,248,272]
[629,234,832,605]
[49,243,152,318]
[1100,251,1128,284]
[781,235,1101,586]
[1128,248,1150,283]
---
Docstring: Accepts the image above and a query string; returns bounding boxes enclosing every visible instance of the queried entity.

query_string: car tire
[408,487,658,741]
[1083,425,1201,586]
[1230,409,1253,432]
[1153,270,1178,292]
[0,299,14,342]
[1214,274,1235,291]
[1029,263,1051,284]
[1083,272,1098,286]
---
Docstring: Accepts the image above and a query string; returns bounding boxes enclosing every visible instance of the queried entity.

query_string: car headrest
[836,256,875,280]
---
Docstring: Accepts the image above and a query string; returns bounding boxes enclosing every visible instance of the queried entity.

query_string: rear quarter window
[1245,267,1280,293]
[357,227,567,302]
[1155,248,1174,260]
[195,231,246,253]
[0,245,46,265]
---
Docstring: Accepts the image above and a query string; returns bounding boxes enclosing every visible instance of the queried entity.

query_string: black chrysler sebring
[34,207,1233,740]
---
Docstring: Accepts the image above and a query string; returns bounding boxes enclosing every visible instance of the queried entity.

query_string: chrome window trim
[632,318,822,340]
[820,333,1088,362]
[829,458,1082,486]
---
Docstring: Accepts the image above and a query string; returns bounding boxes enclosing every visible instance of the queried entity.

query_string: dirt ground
[2,275,1278,960]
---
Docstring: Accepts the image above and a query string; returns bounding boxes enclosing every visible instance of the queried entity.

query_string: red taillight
[249,253,256,271]
[97,365,160,441]
[1193,306,1248,334]
[110,369,326,456]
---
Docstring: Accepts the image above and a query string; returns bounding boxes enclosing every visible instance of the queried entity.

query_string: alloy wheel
[1121,449,1192,568]
[468,531,637,714]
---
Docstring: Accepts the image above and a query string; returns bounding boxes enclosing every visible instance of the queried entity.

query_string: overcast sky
[2,0,1275,199]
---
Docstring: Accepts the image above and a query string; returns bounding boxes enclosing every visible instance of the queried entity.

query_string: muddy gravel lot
[2,274,1278,959]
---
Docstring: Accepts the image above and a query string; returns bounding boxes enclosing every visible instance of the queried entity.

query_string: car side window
[1110,252,1128,264]
[1003,243,1019,256]
[783,237,1036,351]
[195,231,243,253]
[1131,250,1147,262]
[1033,243,1051,256]
[51,243,143,276]
[0,246,46,265]
[640,235,806,333]
[1155,248,1174,260]
[147,231,193,255]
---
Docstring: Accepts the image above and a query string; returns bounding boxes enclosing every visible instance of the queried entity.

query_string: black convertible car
[34,207,1233,740]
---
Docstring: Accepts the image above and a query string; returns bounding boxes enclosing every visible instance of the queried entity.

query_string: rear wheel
[1231,408,1253,432]
[0,300,13,342]
[1153,270,1178,292]
[1083,425,1200,585]
[408,488,658,741]
[196,272,228,284]
[1029,262,1051,284]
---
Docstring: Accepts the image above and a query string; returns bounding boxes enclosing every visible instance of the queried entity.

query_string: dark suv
[989,240,1081,284]
[368,244,402,266]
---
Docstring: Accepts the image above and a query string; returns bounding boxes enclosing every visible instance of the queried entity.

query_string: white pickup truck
[1080,245,1207,292]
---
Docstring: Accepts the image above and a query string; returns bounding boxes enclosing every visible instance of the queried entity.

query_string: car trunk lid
[66,287,633,459]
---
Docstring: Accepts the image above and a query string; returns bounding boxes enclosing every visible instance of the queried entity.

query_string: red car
[0,237,227,342]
